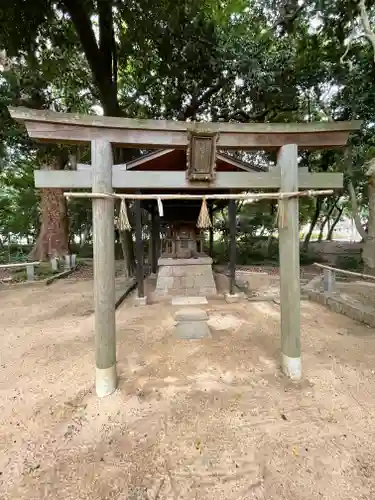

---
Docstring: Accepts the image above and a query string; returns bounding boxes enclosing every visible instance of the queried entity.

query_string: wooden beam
[151,204,158,274]
[278,144,301,381]
[92,139,117,397]
[228,199,236,295]
[34,170,344,190]
[35,170,92,188]
[135,195,145,298]
[9,106,361,151]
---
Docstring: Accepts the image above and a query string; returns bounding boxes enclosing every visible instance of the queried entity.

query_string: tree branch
[62,0,120,115]
[273,0,311,33]
[180,79,226,120]
[218,104,297,123]
[359,0,375,62]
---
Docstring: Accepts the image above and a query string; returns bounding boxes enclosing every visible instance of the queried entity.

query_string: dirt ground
[1,276,375,499]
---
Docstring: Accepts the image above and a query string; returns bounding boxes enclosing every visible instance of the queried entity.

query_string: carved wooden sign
[186,130,218,182]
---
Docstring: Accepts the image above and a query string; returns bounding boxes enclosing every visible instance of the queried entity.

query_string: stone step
[175,321,211,340]
[171,296,208,306]
[174,308,208,322]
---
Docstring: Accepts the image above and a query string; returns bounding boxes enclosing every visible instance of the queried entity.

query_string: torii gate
[8,107,361,397]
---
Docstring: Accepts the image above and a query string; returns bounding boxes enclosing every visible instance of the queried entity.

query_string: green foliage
[1,0,375,252]
[335,254,363,271]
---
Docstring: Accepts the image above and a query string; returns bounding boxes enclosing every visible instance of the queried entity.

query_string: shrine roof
[125,149,267,173]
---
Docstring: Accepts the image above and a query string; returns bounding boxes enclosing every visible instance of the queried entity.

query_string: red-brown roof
[126,149,267,172]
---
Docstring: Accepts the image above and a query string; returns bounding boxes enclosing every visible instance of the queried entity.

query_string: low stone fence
[305,263,375,327]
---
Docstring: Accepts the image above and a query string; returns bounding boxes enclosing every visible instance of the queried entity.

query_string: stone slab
[172,296,208,306]
[174,308,208,322]
[175,321,211,339]
[158,257,213,266]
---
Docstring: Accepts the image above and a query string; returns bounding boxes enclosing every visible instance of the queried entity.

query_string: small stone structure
[174,308,211,339]
[155,256,217,297]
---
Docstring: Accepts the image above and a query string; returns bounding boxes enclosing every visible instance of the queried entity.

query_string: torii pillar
[278,144,301,380]
[92,140,117,396]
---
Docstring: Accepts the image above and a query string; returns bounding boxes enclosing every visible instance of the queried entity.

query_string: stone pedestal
[174,308,211,340]
[155,256,217,297]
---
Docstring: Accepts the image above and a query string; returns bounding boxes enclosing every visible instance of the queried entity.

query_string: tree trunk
[318,201,336,241]
[327,207,343,240]
[347,179,368,240]
[317,219,327,241]
[30,188,70,260]
[302,197,322,251]
[362,170,375,272]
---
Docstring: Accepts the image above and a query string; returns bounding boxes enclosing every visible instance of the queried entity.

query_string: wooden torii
[8,107,361,397]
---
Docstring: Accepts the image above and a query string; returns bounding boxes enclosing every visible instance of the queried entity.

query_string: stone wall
[155,257,217,297]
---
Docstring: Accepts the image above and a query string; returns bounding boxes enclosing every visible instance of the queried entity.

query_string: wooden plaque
[187,131,218,182]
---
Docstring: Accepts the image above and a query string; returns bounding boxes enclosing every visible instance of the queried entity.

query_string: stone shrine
[155,218,217,297]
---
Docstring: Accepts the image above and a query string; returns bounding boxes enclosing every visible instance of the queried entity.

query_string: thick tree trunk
[362,168,375,273]
[30,188,70,260]
[30,154,70,261]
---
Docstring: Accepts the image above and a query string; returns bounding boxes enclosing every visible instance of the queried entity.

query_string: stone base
[225,293,240,304]
[134,296,147,306]
[172,296,208,306]
[155,256,217,297]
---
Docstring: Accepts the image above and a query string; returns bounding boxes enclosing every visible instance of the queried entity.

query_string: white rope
[157,197,164,217]
[64,189,334,202]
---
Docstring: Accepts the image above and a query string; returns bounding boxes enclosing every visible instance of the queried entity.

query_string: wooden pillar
[278,144,301,380]
[229,199,236,295]
[92,139,116,397]
[135,194,145,297]
[151,204,158,274]
[209,202,214,258]
[155,210,161,261]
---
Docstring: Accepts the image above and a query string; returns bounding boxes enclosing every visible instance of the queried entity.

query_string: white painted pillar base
[96,365,117,397]
[281,353,301,380]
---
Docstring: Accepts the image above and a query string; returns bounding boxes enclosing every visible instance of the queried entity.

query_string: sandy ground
[1,277,375,499]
